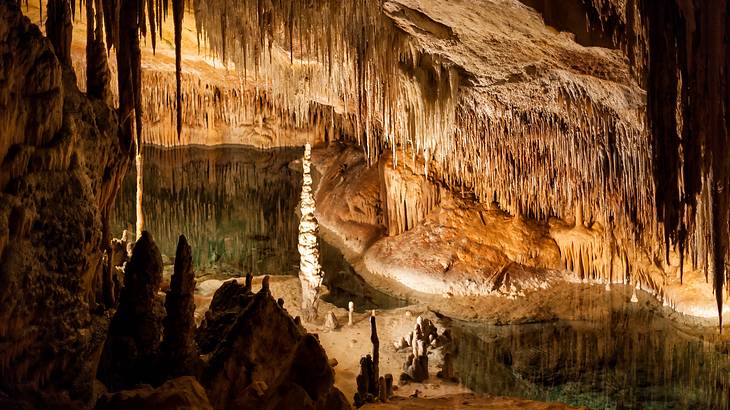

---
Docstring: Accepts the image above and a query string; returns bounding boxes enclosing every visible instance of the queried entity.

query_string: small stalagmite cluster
[354,315,394,407]
[396,315,451,384]
[298,142,324,321]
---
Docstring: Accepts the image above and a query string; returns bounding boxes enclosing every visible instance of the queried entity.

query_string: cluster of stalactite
[71,56,341,147]
[188,0,730,325]
[42,0,186,148]
[192,0,461,163]
[642,0,730,329]
[190,0,647,265]
[580,0,730,327]
[380,153,440,237]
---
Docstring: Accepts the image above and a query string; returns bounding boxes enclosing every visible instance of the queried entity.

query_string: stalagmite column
[160,235,199,379]
[371,314,380,386]
[98,231,163,390]
[348,301,354,326]
[297,143,323,321]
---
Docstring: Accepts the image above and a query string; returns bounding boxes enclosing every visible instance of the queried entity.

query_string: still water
[451,303,730,409]
[113,145,730,409]
[111,145,405,312]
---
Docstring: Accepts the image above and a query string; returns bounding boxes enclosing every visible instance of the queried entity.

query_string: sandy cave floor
[190,274,587,409]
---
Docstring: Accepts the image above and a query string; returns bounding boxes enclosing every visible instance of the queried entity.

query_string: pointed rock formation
[197,278,349,409]
[98,231,164,391]
[160,235,200,379]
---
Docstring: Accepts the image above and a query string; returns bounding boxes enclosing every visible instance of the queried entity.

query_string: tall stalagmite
[160,235,199,379]
[298,143,323,321]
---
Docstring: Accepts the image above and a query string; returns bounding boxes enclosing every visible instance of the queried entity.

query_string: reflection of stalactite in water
[451,307,730,408]
[298,143,323,321]
[111,146,302,274]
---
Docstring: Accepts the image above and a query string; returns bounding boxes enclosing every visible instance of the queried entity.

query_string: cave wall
[0,0,129,405]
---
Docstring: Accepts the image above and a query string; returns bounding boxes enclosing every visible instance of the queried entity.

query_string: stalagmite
[98,231,164,390]
[384,374,393,399]
[324,311,339,330]
[297,143,323,321]
[348,301,354,326]
[371,314,379,387]
[160,235,199,379]
[354,314,382,406]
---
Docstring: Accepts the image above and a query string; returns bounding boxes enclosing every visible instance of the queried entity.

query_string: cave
[1,0,730,408]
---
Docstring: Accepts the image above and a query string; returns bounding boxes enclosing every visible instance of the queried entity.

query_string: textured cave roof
[383,0,644,123]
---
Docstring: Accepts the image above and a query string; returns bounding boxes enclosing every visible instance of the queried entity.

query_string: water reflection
[112,145,302,275]
[111,145,406,311]
[451,305,730,409]
[320,240,409,312]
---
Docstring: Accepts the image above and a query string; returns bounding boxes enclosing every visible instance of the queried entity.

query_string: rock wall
[0,0,129,405]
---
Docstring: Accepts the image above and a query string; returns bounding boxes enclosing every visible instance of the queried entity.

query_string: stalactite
[636,0,730,329]
[173,0,183,139]
[116,0,137,150]
[147,0,156,52]
[86,0,112,101]
[46,0,73,65]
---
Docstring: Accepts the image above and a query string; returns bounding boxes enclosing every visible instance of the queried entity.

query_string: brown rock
[324,311,340,330]
[95,376,212,410]
[97,231,164,390]
[160,235,200,379]
[195,279,255,355]
[198,284,350,409]
[0,1,128,405]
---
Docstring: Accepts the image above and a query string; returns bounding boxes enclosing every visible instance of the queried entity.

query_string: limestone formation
[398,315,451,384]
[197,276,349,409]
[298,143,324,321]
[195,279,254,355]
[160,235,200,379]
[348,301,355,326]
[354,315,382,406]
[0,1,128,405]
[324,311,340,331]
[98,231,164,391]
